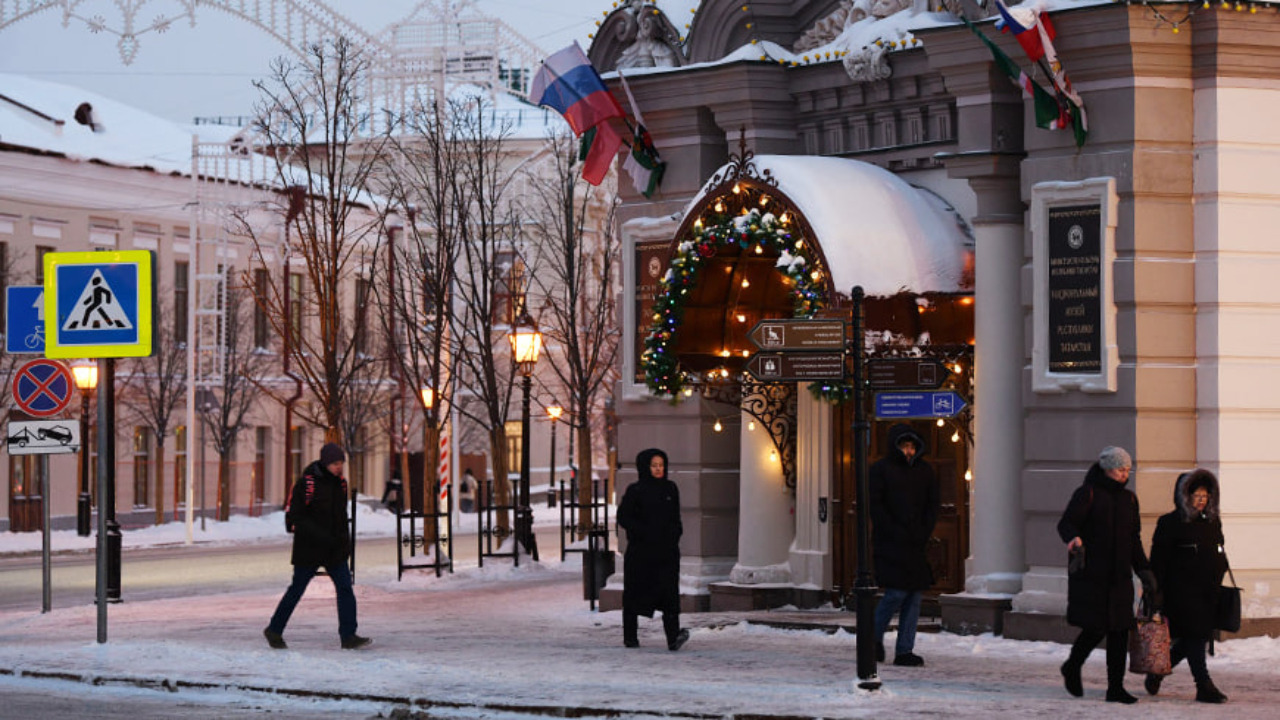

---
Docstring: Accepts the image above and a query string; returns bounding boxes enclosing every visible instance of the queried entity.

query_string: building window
[0,241,8,335]
[133,427,151,508]
[253,268,269,349]
[349,427,366,494]
[254,426,269,504]
[174,261,189,345]
[174,425,187,516]
[289,426,305,485]
[505,419,522,478]
[492,251,525,325]
[353,276,371,355]
[35,245,54,283]
[288,272,303,350]
[8,455,49,532]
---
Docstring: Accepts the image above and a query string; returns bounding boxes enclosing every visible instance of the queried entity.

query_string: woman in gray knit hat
[1057,446,1157,704]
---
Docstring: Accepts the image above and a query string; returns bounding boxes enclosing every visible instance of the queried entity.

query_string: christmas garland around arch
[641,207,854,403]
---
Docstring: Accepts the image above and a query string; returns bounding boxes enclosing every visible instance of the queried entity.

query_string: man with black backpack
[263,442,371,650]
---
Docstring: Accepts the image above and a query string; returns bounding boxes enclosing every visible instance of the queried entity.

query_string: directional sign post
[749,318,845,351]
[5,286,46,354]
[874,391,969,419]
[11,358,74,418]
[746,351,846,382]
[867,358,950,390]
[43,250,153,359]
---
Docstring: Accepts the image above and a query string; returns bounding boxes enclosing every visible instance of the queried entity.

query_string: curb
[1,666,832,719]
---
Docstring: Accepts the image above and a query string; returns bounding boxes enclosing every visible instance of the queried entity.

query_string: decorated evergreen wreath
[642,207,852,402]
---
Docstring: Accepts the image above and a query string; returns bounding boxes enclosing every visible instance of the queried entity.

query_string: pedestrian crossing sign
[42,250,153,359]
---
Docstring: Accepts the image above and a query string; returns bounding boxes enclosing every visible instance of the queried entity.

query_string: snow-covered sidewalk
[2,549,1279,719]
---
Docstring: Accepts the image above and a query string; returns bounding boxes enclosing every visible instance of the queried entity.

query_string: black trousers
[623,605,680,645]
[1171,635,1211,684]
[1066,628,1130,689]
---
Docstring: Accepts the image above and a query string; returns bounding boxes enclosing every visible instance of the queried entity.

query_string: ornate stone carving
[842,43,892,83]
[615,0,682,70]
[794,0,916,53]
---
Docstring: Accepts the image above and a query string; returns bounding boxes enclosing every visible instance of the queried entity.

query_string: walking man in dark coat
[870,423,939,667]
[617,448,689,651]
[264,442,371,650]
[1057,446,1155,703]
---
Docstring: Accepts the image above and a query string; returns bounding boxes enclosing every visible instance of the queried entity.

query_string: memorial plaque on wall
[1047,204,1102,373]
[634,240,671,383]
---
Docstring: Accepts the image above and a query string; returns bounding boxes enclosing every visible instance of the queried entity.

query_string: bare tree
[371,96,465,528]
[197,281,275,521]
[118,284,187,525]
[448,98,524,537]
[523,133,621,536]
[237,36,387,444]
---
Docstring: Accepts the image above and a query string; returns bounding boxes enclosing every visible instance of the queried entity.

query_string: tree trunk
[423,422,439,544]
[218,454,231,521]
[488,425,511,535]
[154,440,165,525]
[576,422,594,541]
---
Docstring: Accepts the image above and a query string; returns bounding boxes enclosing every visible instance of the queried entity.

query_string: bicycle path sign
[5,285,45,354]
[43,250,153,359]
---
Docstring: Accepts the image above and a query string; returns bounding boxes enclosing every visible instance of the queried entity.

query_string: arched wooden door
[830,296,973,606]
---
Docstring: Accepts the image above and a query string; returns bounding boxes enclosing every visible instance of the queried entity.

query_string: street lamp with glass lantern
[546,404,562,507]
[509,310,541,561]
[71,360,98,537]
[419,385,435,547]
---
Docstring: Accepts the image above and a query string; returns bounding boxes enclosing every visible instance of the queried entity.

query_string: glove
[1138,570,1162,614]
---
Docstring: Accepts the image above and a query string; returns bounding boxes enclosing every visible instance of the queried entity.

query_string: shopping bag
[1128,613,1172,676]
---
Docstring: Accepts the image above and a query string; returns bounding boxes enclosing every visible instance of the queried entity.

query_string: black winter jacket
[1057,463,1150,631]
[618,448,682,617]
[285,460,350,567]
[870,424,940,591]
[1150,469,1227,639]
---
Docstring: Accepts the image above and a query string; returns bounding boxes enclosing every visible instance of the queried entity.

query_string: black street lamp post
[509,311,542,562]
[546,405,562,507]
[72,361,98,537]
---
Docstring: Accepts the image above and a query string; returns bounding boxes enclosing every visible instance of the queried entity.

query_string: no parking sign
[11,358,74,418]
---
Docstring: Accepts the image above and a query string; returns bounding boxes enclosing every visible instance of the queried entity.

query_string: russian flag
[994,0,1056,63]
[529,43,625,137]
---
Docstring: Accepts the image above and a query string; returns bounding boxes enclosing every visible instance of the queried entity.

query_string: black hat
[320,443,346,466]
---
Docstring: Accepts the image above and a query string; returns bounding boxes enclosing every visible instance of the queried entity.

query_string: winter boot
[668,629,690,652]
[1060,661,1084,698]
[340,634,372,650]
[263,628,287,650]
[1143,673,1163,696]
[1196,680,1228,704]
[624,638,639,649]
[1105,687,1138,704]
[893,652,924,667]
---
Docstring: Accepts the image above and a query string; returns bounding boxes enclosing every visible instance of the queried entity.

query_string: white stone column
[967,220,1026,595]
[730,408,794,584]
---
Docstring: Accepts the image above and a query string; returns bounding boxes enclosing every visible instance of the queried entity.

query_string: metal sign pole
[96,358,108,641]
[851,286,881,690]
[41,469,51,613]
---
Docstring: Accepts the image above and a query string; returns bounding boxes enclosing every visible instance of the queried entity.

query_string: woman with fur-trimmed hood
[1145,469,1229,703]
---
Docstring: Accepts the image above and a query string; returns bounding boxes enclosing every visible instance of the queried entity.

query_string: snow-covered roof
[687,155,972,297]
[0,72,201,175]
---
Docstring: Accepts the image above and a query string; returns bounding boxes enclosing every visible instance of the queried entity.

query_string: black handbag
[1215,555,1242,633]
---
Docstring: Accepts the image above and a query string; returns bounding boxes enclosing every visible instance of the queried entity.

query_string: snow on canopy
[686,154,972,297]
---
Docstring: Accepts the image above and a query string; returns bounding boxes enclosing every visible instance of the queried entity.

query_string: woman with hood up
[1057,446,1156,704]
[1144,468,1229,703]
[617,448,689,651]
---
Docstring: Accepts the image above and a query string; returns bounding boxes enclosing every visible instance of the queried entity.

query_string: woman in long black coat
[1057,446,1155,704]
[1145,469,1229,703]
[617,448,688,651]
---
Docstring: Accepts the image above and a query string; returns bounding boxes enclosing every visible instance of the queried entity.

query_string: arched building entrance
[629,147,974,609]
